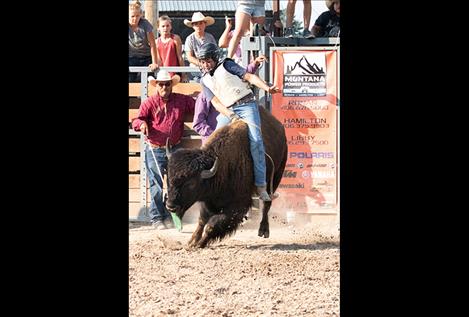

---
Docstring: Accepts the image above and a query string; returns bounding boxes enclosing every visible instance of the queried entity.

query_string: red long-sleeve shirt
[132,92,195,146]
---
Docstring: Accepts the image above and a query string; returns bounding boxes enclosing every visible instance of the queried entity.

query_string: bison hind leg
[258,200,272,238]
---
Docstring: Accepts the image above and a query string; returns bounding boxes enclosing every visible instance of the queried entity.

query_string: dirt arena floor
[129,206,340,316]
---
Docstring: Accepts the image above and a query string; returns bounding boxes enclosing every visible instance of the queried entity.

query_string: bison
[165,107,288,248]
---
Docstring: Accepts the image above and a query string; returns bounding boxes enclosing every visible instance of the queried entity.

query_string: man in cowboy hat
[311,0,340,37]
[132,70,195,229]
[184,12,218,82]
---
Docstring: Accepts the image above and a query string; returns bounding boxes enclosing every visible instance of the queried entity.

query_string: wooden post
[144,0,158,29]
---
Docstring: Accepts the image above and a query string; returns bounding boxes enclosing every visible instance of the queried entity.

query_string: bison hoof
[187,243,203,249]
[258,228,270,238]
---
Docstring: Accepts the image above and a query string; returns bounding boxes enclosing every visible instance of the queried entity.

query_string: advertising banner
[271,49,338,213]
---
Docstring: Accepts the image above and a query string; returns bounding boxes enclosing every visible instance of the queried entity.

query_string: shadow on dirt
[248,241,339,251]
[129,221,151,230]
[215,240,339,251]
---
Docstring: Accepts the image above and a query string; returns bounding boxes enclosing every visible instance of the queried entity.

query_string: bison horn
[201,157,219,179]
[165,138,171,159]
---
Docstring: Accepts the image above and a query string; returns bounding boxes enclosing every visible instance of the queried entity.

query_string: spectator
[196,43,281,201]
[284,0,314,38]
[155,15,187,82]
[218,16,244,65]
[184,12,217,82]
[132,70,195,229]
[128,0,158,83]
[270,10,284,36]
[218,17,239,65]
[227,0,266,60]
[219,16,264,65]
[193,54,267,144]
[311,0,340,38]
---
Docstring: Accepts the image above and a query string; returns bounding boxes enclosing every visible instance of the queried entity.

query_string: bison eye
[184,178,197,191]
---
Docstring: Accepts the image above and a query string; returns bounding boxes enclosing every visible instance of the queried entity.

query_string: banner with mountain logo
[283,53,327,97]
[271,49,338,214]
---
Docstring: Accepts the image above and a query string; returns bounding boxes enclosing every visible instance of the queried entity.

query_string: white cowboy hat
[148,70,180,87]
[184,12,215,28]
[325,0,339,10]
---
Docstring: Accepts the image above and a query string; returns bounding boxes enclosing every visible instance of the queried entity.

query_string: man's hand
[254,54,267,66]
[140,122,148,136]
[268,85,281,94]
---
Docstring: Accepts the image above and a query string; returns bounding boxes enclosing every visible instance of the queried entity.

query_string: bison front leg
[258,200,272,238]
[196,212,245,248]
[188,203,214,248]
[188,218,206,248]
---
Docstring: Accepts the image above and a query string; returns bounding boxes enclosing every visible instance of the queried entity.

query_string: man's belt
[148,140,180,149]
[230,93,256,107]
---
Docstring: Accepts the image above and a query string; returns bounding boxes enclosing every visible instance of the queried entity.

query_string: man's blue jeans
[144,144,181,223]
[216,101,267,187]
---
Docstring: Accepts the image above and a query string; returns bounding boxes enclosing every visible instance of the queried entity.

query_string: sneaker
[284,27,294,38]
[163,217,174,229]
[151,220,166,230]
[302,29,315,39]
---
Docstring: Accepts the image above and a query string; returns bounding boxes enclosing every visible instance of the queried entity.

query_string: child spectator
[218,16,246,65]
[227,1,266,60]
[155,15,187,82]
[184,12,217,82]
[128,0,158,82]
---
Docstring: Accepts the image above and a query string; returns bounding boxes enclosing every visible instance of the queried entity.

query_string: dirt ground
[129,206,340,316]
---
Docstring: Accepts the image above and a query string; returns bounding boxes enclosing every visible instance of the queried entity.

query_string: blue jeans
[216,101,267,187]
[129,55,154,83]
[144,143,181,222]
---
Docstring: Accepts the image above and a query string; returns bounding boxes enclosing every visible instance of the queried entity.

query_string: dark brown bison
[165,107,288,248]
